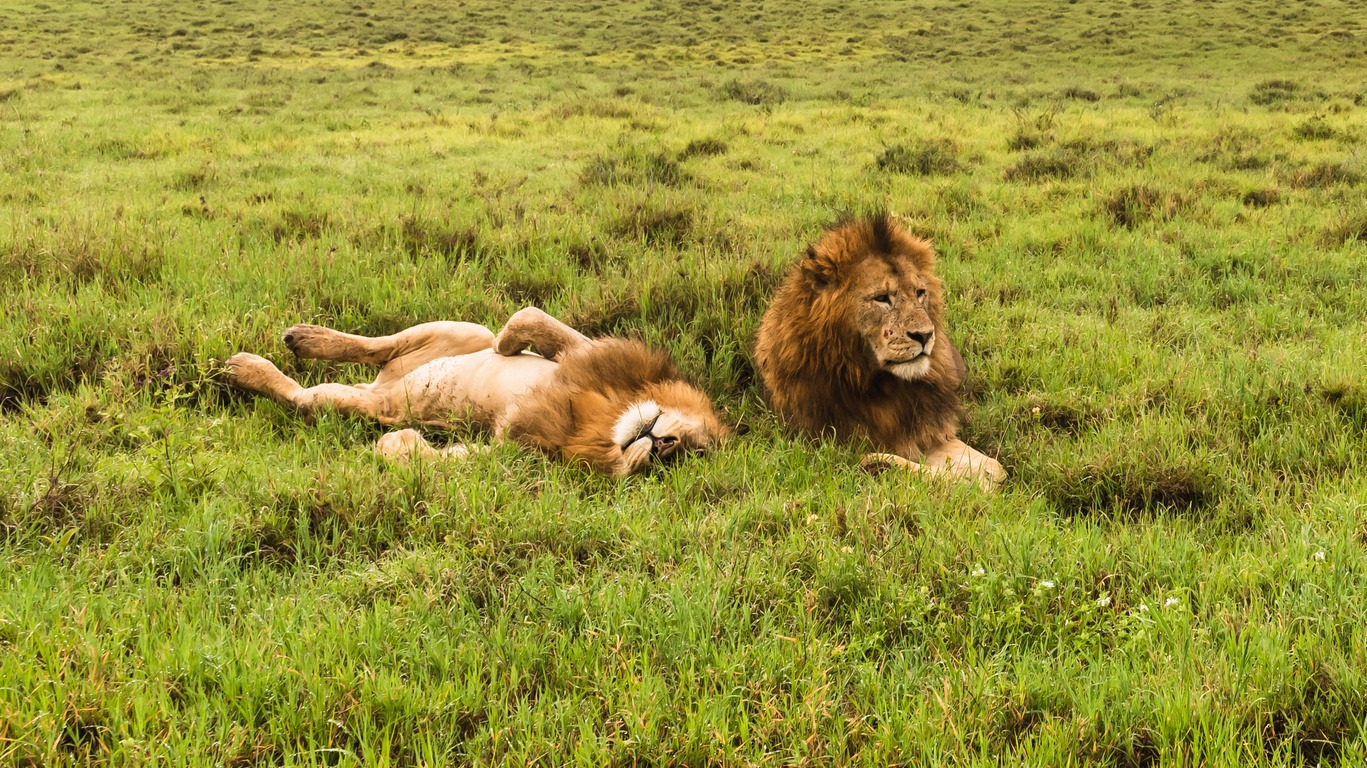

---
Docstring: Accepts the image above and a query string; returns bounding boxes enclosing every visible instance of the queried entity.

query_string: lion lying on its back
[755,215,1004,489]
[227,308,728,476]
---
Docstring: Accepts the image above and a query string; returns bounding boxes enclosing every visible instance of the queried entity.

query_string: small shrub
[1292,116,1338,141]
[170,167,216,191]
[566,293,640,336]
[1061,85,1101,102]
[95,138,162,160]
[1258,668,1367,765]
[1100,185,1189,228]
[875,139,962,176]
[565,239,610,271]
[580,147,690,188]
[501,273,561,306]
[720,78,787,106]
[1007,104,1059,152]
[678,137,728,160]
[1021,397,1104,435]
[1063,137,1154,167]
[1,227,164,287]
[1241,188,1281,207]
[392,215,486,261]
[1042,457,1221,517]
[1198,126,1270,170]
[611,203,693,247]
[1114,82,1145,99]
[1285,162,1362,189]
[1321,209,1367,246]
[1227,153,1271,171]
[0,362,48,414]
[1320,382,1367,429]
[815,554,874,622]
[1007,132,1044,151]
[267,209,330,242]
[1250,78,1300,106]
[1004,147,1085,181]
[550,97,635,120]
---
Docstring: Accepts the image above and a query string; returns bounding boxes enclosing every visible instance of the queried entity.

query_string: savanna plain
[2,0,1366,764]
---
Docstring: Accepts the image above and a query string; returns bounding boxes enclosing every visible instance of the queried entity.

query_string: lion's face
[505,338,729,477]
[846,256,941,381]
[612,391,728,475]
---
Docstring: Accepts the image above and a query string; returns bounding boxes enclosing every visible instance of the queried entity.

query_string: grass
[1,0,1366,764]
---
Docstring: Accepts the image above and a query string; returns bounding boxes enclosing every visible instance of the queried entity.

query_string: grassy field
[2,0,1366,764]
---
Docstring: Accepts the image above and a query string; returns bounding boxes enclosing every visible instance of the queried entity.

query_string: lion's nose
[653,434,679,458]
[907,329,934,346]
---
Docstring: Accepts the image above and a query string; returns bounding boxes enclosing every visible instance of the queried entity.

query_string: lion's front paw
[283,324,333,359]
[976,457,1007,493]
[375,428,427,458]
[376,429,473,460]
[859,452,918,475]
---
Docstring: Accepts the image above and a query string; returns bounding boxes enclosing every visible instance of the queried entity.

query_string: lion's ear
[799,245,838,287]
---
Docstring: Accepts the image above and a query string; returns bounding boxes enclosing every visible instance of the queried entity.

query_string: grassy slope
[2,0,1366,764]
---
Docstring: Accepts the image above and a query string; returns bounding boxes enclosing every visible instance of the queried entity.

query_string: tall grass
[1,0,1365,763]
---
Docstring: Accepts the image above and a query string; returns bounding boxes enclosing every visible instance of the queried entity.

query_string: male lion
[754,215,1005,489]
[226,308,728,476]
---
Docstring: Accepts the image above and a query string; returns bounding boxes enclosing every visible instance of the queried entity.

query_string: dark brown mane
[754,214,964,455]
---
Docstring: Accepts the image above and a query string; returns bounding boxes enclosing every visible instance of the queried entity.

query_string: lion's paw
[225,352,273,386]
[282,324,334,359]
[859,452,917,475]
[976,458,1007,493]
[375,428,427,458]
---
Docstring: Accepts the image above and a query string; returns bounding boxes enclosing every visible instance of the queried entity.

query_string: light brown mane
[505,339,724,473]
[754,215,965,455]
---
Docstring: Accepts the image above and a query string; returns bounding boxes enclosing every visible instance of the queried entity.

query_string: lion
[225,307,728,476]
[754,214,1005,489]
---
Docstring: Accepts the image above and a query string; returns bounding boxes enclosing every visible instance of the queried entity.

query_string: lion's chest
[388,349,559,427]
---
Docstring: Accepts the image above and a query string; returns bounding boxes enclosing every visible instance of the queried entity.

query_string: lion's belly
[387,349,557,427]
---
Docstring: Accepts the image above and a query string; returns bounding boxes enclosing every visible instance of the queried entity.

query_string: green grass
[2,0,1366,764]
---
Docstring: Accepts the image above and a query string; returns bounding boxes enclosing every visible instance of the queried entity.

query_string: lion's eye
[915,288,927,302]
[872,293,893,306]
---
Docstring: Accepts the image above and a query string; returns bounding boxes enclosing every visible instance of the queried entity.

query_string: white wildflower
[1095,595,1111,607]
[1039,580,1055,589]
[1138,603,1149,612]
[1314,551,1326,561]
[971,567,986,577]
[1164,597,1180,608]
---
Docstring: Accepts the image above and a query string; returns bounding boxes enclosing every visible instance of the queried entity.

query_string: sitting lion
[226,308,728,476]
[754,215,1005,489]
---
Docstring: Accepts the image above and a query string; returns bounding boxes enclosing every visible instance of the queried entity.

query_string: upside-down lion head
[504,339,730,476]
[754,214,965,454]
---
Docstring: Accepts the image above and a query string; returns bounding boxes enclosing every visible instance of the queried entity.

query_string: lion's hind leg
[493,307,590,360]
[226,352,398,423]
[286,321,494,368]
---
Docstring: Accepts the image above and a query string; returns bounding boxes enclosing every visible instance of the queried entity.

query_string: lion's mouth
[885,351,929,366]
